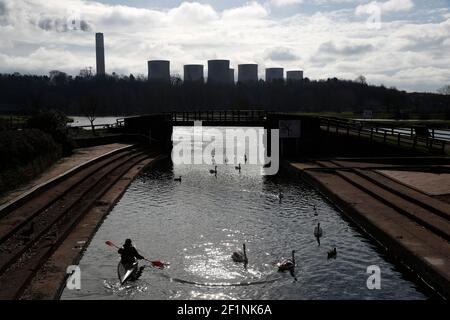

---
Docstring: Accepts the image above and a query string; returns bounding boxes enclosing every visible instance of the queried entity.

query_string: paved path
[378,170,450,196]
[0,143,131,206]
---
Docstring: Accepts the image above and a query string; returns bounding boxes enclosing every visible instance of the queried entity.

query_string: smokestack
[95,33,105,76]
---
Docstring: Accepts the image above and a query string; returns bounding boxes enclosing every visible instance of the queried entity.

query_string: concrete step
[335,170,450,242]
[303,169,450,298]
[353,169,450,222]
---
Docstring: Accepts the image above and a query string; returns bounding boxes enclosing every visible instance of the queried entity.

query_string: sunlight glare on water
[61,127,429,300]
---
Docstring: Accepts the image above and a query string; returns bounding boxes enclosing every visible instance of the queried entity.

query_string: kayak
[117,261,138,285]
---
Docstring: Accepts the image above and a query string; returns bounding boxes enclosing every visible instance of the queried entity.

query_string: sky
[0,0,449,92]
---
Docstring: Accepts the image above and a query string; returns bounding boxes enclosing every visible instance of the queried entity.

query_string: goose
[174,176,182,182]
[231,243,248,263]
[209,166,217,174]
[235,163,241,171]
[327,247,337,259]
[314,222,323,238]
[278,250,295,271]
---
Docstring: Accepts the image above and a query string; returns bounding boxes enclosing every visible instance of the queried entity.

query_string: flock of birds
[173,154,338,277]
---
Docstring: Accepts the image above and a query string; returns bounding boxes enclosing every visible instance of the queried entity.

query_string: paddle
[105,240,168,269]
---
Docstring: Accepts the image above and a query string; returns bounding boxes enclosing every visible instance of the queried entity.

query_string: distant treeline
[0,72,449,118]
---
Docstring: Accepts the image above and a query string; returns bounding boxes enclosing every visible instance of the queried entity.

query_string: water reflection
[62,127,429,300]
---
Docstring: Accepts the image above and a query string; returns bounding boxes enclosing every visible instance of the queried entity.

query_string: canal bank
[0,143,164,299]
[21,153,167,299]
[286,158,450,299]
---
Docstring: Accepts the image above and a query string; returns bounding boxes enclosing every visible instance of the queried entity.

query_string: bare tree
[438,85,450,95]
[355,75,367,85]
[80,94,99,136]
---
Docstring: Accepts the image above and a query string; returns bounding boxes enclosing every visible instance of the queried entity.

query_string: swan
[314,222,323,238]
[327,247,337,259]
[231,243,248,263]
[209,166,217,174]
[174,176,182,182]
[278,250,295,271]
[263,161,271,168]
[235,163,241,171]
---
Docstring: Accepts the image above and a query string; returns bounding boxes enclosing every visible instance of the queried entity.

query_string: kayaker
[118,239,144,265]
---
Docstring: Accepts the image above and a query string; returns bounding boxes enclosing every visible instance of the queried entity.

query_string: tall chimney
[95,33,105,76]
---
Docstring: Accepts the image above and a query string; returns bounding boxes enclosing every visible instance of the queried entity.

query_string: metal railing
[171,110,267,122]
[320,117,448,154]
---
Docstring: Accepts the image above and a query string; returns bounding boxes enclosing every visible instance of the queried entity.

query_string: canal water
[62,127,429,300]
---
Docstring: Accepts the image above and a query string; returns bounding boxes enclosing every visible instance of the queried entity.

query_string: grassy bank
[0,129,62,195]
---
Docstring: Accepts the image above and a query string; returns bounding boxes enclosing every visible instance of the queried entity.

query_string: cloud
[0,0,448,92]
[356,0,414,16]
[316,41,375,56]
[265,47,300,61]
[270,0,304,7]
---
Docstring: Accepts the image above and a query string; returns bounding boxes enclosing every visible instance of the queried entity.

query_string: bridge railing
[171,110,267,122]
[320,117,448,154]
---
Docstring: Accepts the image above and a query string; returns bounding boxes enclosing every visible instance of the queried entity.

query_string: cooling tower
[229,68,235,84]
[207,60,230,84]
[148,60,170,83]
[184,64,204,82]
[287,70,304,82]
[95,33,105,76]
[238,64,258,84]
[265,68,284,82]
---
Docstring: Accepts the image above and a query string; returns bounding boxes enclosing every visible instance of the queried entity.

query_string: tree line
[0,71,449,119]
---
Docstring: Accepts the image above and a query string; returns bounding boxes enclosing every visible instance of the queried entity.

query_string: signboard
[279,120,301,138]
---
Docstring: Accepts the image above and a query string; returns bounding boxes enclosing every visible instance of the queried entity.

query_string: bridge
[118,111,449,156]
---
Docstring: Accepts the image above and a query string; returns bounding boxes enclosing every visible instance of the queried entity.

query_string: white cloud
[269,0,304,7]
[0,0,448,92]
[356,0,414,16]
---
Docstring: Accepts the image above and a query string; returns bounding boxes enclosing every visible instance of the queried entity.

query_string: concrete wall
[238,64,258,84]
[184,64,204,82]
[148,60,170,83]
[266,68,284,82]
[207,60,230,84]
[287,70,303,82]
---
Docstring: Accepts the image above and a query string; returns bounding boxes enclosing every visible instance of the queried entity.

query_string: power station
[95,33,105,76]
[287,70,304,82]
[184,64,204,82]
[92,34,305,84]
[266,68,284,82]
[207,60,231,84]
[238,64,258,84]
[229,68,235,84]
[148,60,170,83]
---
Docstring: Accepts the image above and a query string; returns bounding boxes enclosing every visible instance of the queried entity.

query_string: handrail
[319,117,448,154]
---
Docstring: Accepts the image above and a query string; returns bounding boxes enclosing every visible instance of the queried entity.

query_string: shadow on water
[61,127,435,300]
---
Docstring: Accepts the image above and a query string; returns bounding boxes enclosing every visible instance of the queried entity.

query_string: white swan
[231,243,248,263]
[278,250,295,271]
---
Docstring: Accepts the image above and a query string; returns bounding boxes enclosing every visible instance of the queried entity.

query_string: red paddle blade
[151,261,165,269]
[105,240,114,246]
